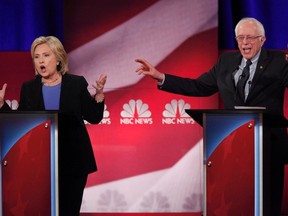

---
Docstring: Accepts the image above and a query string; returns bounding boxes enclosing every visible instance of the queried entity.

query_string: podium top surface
[0,111,58,114]
[185,109,288,128]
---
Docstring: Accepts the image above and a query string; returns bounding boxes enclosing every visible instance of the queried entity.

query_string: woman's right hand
[0,83,7,108]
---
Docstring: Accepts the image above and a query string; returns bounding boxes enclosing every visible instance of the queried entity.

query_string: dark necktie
[237,59,252,102]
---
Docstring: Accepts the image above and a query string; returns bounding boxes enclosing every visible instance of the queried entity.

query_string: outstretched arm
[0,83,7,108]
[135,58,165,82]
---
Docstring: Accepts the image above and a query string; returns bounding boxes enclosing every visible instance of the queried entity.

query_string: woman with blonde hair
[0,36,107,215]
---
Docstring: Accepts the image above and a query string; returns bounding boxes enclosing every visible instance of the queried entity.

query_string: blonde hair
[31,36,68,74]
[235,17,265,37]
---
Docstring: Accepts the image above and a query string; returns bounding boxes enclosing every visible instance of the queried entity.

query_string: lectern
[0,111,58,216]
[185,109,288,216]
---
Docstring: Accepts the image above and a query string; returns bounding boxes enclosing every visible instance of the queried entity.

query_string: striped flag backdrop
[1,0,288,214]
[64,0,218,213]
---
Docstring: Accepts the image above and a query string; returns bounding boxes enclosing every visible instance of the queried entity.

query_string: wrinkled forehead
[236,21,261,36]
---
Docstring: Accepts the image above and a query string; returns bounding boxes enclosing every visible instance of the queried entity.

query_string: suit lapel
[247,49,271,100]
[250,49,270,84]
[59,74,66,111]
[227,53,242,92]
[59,74,72,111]
[34,76,45,110]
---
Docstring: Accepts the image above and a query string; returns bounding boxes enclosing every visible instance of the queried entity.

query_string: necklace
[42,75,61,86]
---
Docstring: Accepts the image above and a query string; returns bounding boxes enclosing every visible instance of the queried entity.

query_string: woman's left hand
[93,74,107,103]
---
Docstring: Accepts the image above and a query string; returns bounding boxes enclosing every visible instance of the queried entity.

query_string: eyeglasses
[235,35,262,43]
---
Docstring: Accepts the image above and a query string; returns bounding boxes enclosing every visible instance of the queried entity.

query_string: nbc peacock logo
[120,99,153,124]
[100,104,111,124]
[162,99,195,124]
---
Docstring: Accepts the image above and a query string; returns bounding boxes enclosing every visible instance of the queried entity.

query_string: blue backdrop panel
[219,0,288,49]
[0,0,63,51]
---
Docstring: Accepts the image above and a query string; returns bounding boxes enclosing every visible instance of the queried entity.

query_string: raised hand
[0,83,7,108]
[92,74,107,103]
[135,58,164,82]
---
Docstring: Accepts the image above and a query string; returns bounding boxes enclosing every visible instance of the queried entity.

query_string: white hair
[235,17,265,36]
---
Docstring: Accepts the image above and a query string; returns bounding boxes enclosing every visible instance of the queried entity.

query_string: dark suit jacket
[1,74,104,176]
[160,48,288,162]
[160,48,288,114]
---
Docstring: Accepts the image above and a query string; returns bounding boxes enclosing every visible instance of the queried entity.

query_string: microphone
[248,80,252,90]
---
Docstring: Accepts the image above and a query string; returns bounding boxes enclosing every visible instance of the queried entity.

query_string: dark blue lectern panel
[0,112,58,216]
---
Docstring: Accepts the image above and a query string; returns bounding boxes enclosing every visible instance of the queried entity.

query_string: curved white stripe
[68,0,218,92]
[81,141,203,212]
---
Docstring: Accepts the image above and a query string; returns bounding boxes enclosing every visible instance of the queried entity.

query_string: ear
[260,36,266,46]
[57,62,62,71]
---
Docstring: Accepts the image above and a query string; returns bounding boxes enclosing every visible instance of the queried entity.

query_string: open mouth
[243,47,251,54]
[40,65,46,72]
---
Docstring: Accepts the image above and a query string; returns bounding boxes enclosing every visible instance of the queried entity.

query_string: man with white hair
[135,17,288,216]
